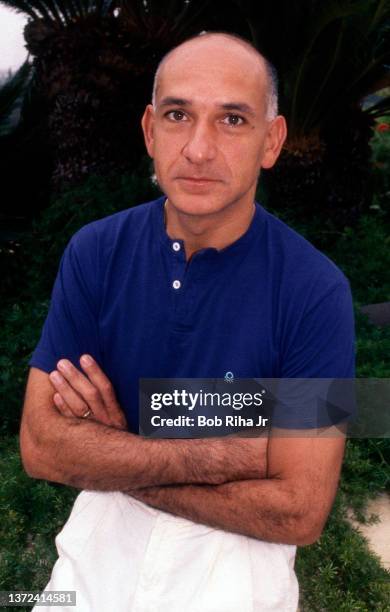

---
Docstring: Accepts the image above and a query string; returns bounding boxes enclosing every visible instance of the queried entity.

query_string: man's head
[142,32,287,217]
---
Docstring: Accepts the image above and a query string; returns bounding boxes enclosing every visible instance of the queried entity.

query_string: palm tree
[0,0,217,189]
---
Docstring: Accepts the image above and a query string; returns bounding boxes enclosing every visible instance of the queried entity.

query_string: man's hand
[49,355,127,430]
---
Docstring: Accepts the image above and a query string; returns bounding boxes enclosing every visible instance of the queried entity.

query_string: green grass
[297,495,390,611]
[0,437,77,612]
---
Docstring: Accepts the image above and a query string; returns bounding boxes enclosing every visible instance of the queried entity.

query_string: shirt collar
[153,195,265,259]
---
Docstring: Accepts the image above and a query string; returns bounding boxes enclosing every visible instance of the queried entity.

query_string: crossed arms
[20,357,346,546]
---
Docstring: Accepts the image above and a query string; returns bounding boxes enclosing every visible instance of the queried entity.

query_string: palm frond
[301,19,346,132]
[0,0,115,22]
[69,0,87,18]
[118,0,212,41]
[368,0,389,33]
[34,0,64,23]
[0,0,40,19]
[230,0,390,139]
[0,61,32,136]
[289,1,371,131]
[118,0,148,30]
[172,0,211,38]
[365,91,390,117]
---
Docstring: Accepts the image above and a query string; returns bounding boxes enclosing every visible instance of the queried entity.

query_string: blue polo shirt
[29,196,355,432]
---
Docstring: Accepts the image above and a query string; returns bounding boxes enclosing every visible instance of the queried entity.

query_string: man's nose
[182,121,217,164]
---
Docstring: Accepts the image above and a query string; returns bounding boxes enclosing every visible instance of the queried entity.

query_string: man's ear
[261,115,287,169]
[141,104,155,158]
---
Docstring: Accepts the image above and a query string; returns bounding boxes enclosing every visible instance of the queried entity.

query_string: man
[20,32,355,611]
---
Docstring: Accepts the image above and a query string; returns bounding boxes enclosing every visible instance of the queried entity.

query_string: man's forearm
[129,478,320,546]
[22,409,267,490]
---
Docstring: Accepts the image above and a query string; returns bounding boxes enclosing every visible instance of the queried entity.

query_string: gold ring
[82,408,93,419]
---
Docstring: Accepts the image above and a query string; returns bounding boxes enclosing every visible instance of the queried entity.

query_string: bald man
[21,32,355,612]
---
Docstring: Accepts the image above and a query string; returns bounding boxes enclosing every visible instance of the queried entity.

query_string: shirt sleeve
[280,279,355,378]
[29,226,102,374]
[272,278,356,429]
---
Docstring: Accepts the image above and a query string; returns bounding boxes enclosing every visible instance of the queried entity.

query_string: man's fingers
[79,354,117,405]
[56,360,106,413]
[50,370,113,426]
[79,355,127,429]
[53,392,74,418]
[49,370,90,418]
[50,356,127,430]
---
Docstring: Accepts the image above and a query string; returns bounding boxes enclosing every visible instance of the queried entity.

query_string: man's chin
[167,195,227,217]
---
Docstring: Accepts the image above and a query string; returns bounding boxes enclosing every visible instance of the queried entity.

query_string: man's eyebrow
[158,97,191,107]
[157,97,257,116]
[219,102,256,116]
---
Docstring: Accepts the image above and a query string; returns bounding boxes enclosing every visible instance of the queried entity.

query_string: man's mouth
[176,177,220,183]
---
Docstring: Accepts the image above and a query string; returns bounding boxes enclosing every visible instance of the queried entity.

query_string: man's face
[142,37,286,216]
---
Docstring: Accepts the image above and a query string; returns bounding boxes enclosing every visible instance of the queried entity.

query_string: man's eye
[224,114,244,126]
[222,114,245,126]
[166,110,187,121]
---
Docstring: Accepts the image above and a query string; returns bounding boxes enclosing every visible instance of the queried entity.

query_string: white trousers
[36,490,299,612]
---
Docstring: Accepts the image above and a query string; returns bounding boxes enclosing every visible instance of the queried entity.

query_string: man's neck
[164,198,256,261]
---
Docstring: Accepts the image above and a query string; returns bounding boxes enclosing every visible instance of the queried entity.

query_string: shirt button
[172,280,181,290]
[172,242,181,252]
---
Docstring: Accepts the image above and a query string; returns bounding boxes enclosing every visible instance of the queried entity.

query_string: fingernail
[54,393,63,405]
[81,355,93,366]
[57,359,70,372]
[50,371,63,384]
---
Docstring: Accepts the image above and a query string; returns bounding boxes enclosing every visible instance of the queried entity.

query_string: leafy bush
[329,215,390,305]
[261,206,390,307]
[0,301,49,436]
[356,310,390,378]
[0,162,161,307]
[371,116,390,214]
[27,166,160,294]
[341,439,390,520]
[297,492,390,611]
